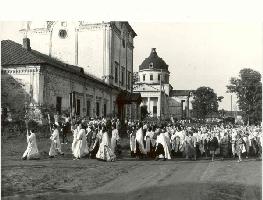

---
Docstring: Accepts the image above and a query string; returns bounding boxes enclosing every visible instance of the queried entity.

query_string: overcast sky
[131,22,262,111]
[1,21,262,110]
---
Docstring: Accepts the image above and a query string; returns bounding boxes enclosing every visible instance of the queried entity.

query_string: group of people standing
[22,117,120,162]
[129,121,263,162]
[22,116,262,163]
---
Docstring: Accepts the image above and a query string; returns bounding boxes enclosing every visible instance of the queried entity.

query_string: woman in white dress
[78,123,89,158]
[96,124,116,162]
[155,128,171,161]
[72,123,89,159]
[135,122,147,159]
[111,123,120,155]
[71,124,79,158]
[22,129,40,160]
[49,124,64,158]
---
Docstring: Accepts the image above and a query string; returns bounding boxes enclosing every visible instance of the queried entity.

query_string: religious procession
[22,113,263,163]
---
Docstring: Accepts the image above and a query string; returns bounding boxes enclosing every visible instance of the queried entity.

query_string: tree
[227,68,262,125]
[192,86,223,119]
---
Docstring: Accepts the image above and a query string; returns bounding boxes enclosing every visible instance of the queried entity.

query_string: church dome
[139,48,169,71]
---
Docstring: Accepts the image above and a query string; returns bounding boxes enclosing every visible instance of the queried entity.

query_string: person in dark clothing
[208,134,219,162]
[155,143,165,160]
[62,120,70,144]
[89,137,100,159]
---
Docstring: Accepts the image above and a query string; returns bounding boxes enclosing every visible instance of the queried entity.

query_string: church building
[1,21,141,122]
[133,48,194,120]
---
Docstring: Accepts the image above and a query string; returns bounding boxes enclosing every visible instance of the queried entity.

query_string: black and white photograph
[0,2,262,200]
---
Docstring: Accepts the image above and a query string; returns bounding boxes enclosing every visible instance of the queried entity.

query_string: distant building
[133,48,194,120]
[1,21,141,122]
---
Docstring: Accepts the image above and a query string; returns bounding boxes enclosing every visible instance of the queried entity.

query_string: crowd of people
[129,121,262,162]
[22,115,263,163]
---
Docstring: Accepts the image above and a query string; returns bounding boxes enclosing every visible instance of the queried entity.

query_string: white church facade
[133,48,194,120]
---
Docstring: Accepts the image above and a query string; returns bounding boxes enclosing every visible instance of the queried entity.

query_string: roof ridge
[1,39,106,85]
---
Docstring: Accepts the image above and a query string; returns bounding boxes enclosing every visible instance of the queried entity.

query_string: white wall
[78,28,104,78]
[138,70,169,84]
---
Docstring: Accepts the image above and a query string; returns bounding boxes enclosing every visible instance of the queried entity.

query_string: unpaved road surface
[2,137,262,200]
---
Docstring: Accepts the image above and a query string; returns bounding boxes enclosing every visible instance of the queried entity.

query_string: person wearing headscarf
[49,124,64,158]
[96,123,116,161]
[134,122,147,159]
[72,123,89,159]
[78,123,89,158]
[71,123,79,158]
[22,128,40,160]
[111,122,120,155]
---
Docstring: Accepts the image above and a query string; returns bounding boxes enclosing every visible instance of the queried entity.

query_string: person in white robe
[111,123,120,154]
[73,123,89,159]
[130,126,136,157]
[49,124,64,158]
[96,124,116,161]
[22,129,40,160]
[134,123,147,158]
[163,128,171,152]
[78,124,89,158]
[155,129,171,161]
[71,124,79,158]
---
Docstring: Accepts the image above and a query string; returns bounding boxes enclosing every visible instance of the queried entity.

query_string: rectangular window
[115,62,119,84]
[150,74,153,80]
[76,99,80,116]
[56,96,62,114]
[158,74,161,81]
[104,103,107,117]
[96,102,100,117]
[143,74,145,81]
[153,106,157,114]
[86,100,90,117]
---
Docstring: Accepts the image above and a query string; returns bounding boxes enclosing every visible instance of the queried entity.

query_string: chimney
[23,38,31,50]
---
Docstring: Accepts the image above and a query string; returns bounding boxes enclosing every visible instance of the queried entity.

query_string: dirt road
[2,159,261,200]
[2,137,262,200]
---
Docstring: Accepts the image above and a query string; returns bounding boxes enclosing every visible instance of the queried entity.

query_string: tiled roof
[1,40,84,74]
[1,40,45,65]
[1,39,113,87]
[170,90,194,97]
